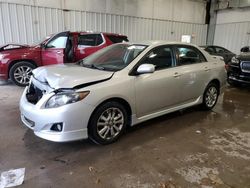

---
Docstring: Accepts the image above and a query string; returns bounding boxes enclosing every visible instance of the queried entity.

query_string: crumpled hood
[0,43,30,51]
[32,64,114,89]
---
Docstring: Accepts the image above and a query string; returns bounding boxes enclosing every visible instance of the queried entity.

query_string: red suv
[0,31,128,86]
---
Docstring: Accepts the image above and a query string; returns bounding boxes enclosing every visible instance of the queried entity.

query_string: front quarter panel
[77,71,136,115]
[0,46,42,79]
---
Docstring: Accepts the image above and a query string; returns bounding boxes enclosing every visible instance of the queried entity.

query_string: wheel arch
[8,59,38,78]
[207,78,221,94]
[87,97,132,129]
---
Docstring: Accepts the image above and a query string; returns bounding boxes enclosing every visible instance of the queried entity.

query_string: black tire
[201,82,219,110]
[9,61,36,87]
[88,101,128,145]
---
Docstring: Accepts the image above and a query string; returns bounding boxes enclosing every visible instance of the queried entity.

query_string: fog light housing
[50,123,63,132]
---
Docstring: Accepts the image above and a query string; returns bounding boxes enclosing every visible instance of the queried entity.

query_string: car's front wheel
[9,61,36,87]
[88,101,128,145]
[202,83,219,110]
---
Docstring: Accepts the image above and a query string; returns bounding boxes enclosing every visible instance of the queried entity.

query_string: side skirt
[131,96,203,126]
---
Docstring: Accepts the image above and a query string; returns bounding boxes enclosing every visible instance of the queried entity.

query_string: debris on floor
[159,180,179,188]
[209,128,250,160]
[95,178,101,184]
[54,156,70,165]
[196,130,201,134]
[40,165,46,170]
[88,166,94,172]
[0,168,25,188]
[182,153,209,163]
[175,166,223,186]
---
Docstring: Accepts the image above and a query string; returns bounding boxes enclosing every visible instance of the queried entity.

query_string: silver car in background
[19,41,226,144]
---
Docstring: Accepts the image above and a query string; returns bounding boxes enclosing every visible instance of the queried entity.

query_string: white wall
[216,8,250,24]
[0,0,206,23]
[0,0,208,45]
[213,8,250,54]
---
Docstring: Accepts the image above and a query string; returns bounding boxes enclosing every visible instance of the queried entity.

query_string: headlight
[45,91,89,108]
[231,56,239,64]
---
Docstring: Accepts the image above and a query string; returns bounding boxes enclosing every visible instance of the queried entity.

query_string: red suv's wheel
[9,61,36,87]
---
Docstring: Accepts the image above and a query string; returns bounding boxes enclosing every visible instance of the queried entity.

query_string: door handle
[204,67,211,71]
[56,51,62,54]
[173,72,182,78]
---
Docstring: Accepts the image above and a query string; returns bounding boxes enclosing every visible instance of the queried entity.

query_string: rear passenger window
[107,35,129,43]
[78,34,103,47]
[177,46,206,66]
[141,46,173,70]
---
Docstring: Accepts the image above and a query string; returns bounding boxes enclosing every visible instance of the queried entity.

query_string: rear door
[41,32,69,65]
[75,34,106,61]
[175,45,211,104]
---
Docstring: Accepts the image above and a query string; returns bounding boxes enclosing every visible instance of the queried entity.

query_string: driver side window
[46,36,68,49]
[140,46,173,70]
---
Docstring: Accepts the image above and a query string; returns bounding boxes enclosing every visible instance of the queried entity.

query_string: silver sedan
[19,41,226,144]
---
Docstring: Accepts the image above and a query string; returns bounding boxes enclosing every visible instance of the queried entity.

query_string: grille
[26,83,44,104]
[241,61,250,73]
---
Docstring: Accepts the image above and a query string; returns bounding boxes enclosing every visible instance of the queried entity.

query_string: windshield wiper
[81,63,105,70]
[92,65,105,70]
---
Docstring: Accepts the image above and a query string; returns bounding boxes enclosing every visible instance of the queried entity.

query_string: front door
[134,45,181,118]
[41,32,69,65]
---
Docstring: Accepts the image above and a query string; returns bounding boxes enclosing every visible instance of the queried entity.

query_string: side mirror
[40,43,45,49]
[137,64,155,74]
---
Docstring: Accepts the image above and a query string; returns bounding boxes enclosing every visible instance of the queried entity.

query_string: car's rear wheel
[88,101,128,145]
[202,83,219,110]
[9,61,36,87]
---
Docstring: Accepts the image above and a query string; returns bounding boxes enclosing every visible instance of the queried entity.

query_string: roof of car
[200,45,225,48]
[72,31,127,37]
[130,40,200,47]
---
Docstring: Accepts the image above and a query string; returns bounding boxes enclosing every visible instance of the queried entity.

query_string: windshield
[79,43,147,71]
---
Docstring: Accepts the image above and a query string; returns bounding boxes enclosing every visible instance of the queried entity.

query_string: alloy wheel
[97,107,124,140]
[205,86,218,108]
[13,66,32,85]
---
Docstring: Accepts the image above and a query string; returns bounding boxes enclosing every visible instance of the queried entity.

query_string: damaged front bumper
[19,87,95,142]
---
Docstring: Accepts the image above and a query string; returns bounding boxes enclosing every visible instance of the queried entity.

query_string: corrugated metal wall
[0,2,64,44]
[0,2,207,46]
[214,22,250,54]
[65,10,207,45]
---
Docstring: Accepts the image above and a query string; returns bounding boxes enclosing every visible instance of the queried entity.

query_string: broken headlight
[45,90,89,108]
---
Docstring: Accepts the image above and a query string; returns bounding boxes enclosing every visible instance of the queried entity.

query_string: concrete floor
[0,83,250,188]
